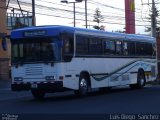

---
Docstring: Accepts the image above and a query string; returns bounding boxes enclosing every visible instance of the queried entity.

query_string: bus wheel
[31,89,45,100]
[75,75,89,96]
[137,70,146,89]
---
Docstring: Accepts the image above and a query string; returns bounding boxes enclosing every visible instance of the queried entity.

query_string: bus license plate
[31,84,38,88]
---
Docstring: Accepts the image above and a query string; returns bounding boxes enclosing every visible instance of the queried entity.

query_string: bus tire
[31,89,45,100]
[137,70,146,89]
[130,70,146,89]
[74,74,89,96]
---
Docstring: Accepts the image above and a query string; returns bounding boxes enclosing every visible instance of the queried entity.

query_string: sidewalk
[0,79,11,90]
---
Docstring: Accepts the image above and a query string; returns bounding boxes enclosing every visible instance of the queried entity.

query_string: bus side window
[116,41,122,55]
[145,43,153,56]
[136,42,146,56]
[123,42,135,56]
[63,37,73,62]
[123,42,128,56]
[64,39,71,53]
[76,35,88,55]
[104,40,115,55]
[89,37,102,55]
[64,37,73,54]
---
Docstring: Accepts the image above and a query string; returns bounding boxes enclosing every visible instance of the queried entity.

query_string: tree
[145,6,160,33]
[114,30,125,33]
[93,8,104,30]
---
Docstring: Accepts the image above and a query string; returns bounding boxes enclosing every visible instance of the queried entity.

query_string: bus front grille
[25,64,43,76]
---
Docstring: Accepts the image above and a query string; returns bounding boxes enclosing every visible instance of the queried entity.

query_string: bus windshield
[11,37,61,64]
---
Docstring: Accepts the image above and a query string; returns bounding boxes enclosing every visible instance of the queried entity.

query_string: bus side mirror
[2,36,8,51]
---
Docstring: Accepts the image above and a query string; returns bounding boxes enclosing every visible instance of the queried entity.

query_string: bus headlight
[45,76,55,81]
[14,77,23,81]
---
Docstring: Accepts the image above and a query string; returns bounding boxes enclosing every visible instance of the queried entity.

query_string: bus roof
[11,25,155,43]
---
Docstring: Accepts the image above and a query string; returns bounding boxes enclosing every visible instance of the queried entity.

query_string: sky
[36,0,127,28]
[36,0,154,34]
[31,0,157,34]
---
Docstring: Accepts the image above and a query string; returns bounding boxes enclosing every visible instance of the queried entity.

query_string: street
[0,84,160,120]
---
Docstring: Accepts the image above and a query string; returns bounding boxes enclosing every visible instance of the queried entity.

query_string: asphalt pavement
[0,79,31,101]
[0,79,11,90]
[1,80,160,120]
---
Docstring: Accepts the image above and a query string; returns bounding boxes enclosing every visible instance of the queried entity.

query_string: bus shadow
[29,86,147,103]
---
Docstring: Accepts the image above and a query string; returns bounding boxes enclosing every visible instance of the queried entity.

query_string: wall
[0,0,11,80]
[0,0,7,33]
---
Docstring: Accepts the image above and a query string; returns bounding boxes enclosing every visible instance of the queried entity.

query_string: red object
[125,0,135,34]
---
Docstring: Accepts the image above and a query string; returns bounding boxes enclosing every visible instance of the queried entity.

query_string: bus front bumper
[11,81,67,92]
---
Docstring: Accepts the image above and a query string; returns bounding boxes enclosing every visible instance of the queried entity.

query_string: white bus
[10,25,157,99]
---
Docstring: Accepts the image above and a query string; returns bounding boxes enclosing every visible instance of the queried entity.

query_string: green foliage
[93,8,104,30]
[93,26,100,30]
[145,6,160,33]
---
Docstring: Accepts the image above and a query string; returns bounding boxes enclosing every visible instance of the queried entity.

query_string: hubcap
[140,77,144,86]
[139,74,144,86]
[80,78,87,91]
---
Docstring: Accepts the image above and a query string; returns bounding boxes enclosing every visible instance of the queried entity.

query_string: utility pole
[151,0,156,38]
[151,0,159,82]
[73,3,76,27]
[85,0,87,28]
[32,0,36,26]
[61,0,76,27]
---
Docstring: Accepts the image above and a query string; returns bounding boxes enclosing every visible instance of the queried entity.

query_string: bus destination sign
[24,30,47,37]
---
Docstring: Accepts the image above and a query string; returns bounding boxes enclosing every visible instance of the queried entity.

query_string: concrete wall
[0,0,7,33]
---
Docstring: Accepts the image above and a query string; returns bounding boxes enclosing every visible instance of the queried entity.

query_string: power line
[3,0,152,28]
[0,5,150,27]
[8,0,150,22]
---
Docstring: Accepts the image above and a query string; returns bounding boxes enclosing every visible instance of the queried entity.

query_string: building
[0,0,11,80]
[0,0,33,80]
